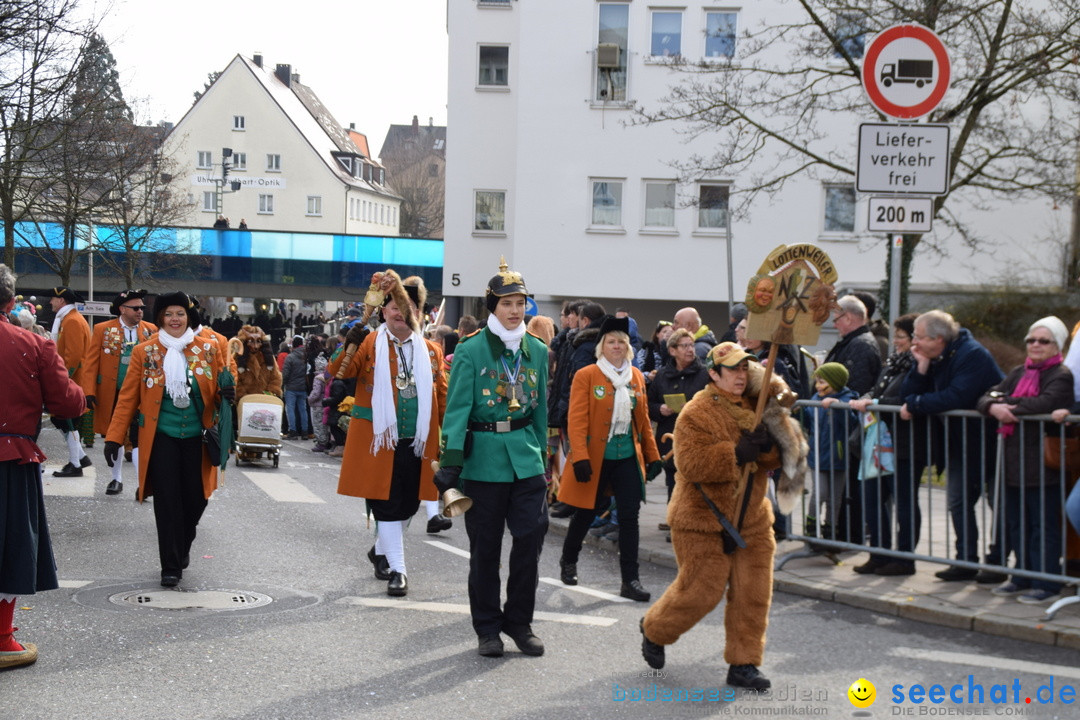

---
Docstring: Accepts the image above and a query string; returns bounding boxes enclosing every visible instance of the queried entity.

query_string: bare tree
[390,149,445,238]
[90,128,207,288]
[633,1,1080,310]
[0,0,97,269]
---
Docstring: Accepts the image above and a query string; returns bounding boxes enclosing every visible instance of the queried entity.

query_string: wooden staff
[735,340,780,495]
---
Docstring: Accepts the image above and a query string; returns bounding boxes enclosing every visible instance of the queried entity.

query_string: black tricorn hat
[151,291,199,331]
[110,289,148,316]
[595,315,630,341]
[484,256,529,312]
[50,286,83,304]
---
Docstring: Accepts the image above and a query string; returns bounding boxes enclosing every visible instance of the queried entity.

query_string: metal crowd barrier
[775,400,1080,619]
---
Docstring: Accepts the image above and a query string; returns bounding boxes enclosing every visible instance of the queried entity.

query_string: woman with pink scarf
[977,316,1074,604]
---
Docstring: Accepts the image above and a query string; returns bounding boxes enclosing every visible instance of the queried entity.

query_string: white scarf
[596,356,633,439]
[372,324,433,457]
[50,303,75,340]
[159,328,196,404]
[486,313,526,352]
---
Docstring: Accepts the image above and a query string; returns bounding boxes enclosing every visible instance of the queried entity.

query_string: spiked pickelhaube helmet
[484,256,529,313]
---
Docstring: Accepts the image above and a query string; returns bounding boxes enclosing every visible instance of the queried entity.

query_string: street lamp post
[216,147,243,221]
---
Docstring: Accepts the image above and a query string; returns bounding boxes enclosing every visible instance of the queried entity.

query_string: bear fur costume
[642,357,807,668]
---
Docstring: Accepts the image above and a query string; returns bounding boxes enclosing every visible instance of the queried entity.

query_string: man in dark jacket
[901,310,1004,582]
[281,336,310,438]
[824,295,882,397]
[673,307,718,361]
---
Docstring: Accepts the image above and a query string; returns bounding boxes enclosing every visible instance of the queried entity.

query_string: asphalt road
[2,429,1077,719]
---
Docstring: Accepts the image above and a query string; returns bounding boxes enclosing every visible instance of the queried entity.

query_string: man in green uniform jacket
[436,258,549,659]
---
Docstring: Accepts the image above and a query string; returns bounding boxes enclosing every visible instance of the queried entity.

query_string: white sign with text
[856,123,949,195]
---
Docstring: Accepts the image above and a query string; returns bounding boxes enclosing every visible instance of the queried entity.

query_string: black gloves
[85,395,97,410]
[573,460,592,483]
[321,397,334,407]
[646,460,664,481]
[104,441,121,468]
[345,324,370,348]
[734,424,772,466]
[434,465,462,494]
[235,352,248,369]
[219,386,236,402]
[261,346,275,365]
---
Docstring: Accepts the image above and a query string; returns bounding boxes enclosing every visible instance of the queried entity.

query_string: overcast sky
[99,0,448,159]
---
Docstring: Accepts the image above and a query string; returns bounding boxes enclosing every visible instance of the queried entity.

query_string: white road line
[336,596,618,626]
[58,579,93,588]
[889,647,1080,681]
[42,470,96,497]
[240,470,325,504]
[539,577,631,603]
[426,541,631,603]
[424,540,471,559]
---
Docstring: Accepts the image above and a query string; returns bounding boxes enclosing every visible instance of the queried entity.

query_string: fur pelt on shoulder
[746,360,809,515]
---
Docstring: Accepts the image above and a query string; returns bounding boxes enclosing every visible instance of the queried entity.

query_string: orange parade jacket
[55,307,92,387]
[329,330,447,501]
[82,318,157,434]
[558,363,660,510]
[105,335,226,502]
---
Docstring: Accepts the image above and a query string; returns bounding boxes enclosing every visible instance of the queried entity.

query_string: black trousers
[562,456,642,582]
[147,433,208,575]
[463,474,548,637]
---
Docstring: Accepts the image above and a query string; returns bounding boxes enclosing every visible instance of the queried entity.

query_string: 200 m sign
[867,196,933,233]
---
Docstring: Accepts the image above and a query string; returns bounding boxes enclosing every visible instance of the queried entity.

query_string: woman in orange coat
[557,315,662,601]
[105,292,233,587]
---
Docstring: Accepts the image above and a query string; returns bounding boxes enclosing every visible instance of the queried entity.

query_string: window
[824,185,856,233]
[644,181,676,227]
[596,3,629,102]
[833,14,866,59]
[650,11,681,57]
[232,152,246,171]
[705,12,737,59]
[202,191,216,212]
[258,194,274,214]
[478,45,509,86]
[697,184,729,229]
[266,154,281,171]
[306,196,322,216]
[197,151,212,168]
[474,190,506,231]
[233,115,245,130]
[591,180,623,227]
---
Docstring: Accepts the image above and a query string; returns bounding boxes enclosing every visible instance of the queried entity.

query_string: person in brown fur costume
[231,325,283,399]
[640,341,791,690]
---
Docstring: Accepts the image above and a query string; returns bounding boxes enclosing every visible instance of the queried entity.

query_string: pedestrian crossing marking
[42,469,96,497]
[336,596,618,626]
[539,577,631,602]
[239,470,325,503]
[424,539,471,558]
[58,579,93,588]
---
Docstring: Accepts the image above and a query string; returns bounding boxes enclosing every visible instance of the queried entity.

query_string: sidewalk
[546,479,1080,650]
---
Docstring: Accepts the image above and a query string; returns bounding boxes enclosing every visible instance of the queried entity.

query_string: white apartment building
[444,1,1066,330]
[163,54,401,235]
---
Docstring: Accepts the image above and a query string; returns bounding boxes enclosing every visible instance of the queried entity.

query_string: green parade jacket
[440,328,548,482]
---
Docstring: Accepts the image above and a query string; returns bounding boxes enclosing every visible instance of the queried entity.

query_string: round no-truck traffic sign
[862,24,951,119]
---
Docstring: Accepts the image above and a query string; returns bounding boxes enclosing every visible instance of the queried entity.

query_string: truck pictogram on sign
[881,59,933,88]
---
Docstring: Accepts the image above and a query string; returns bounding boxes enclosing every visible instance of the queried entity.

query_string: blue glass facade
[8,222,444,292]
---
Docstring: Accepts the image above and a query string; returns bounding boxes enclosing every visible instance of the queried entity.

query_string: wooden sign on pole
[744,244,839,347]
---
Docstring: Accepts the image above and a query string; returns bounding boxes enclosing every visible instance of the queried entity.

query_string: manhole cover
[109,588,274,611]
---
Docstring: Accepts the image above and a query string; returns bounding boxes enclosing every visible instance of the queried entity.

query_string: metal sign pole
[725,204,735,309]
[889,234,903,324]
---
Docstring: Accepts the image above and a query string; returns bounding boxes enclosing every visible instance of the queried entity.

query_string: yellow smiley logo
[848,678,876,708]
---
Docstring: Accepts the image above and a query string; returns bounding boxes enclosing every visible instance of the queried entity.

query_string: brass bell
[441,488,473,518]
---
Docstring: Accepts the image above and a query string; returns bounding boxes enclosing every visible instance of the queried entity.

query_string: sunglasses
[1025,337,1054,345]
[122,305,145,311]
